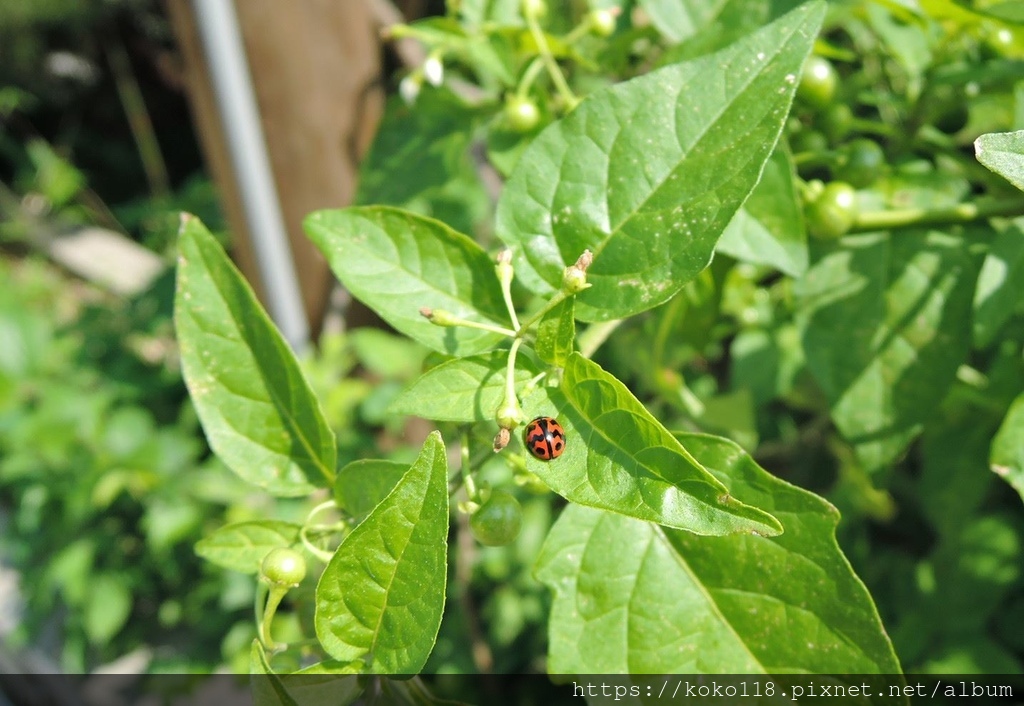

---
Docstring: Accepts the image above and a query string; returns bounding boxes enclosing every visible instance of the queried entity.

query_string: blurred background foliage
[1,0,1023,684]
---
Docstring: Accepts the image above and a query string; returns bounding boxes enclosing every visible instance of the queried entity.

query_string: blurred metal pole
[191,0,310,353]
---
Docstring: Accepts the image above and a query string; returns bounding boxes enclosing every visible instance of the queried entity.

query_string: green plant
[176,0,1024,694]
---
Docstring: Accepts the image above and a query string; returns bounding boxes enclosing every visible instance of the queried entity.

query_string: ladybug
[524,416,565,461]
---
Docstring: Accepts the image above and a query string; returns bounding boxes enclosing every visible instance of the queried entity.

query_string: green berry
[933,103,969,134]
[805,182,857,241]
[521,0,547,20]
[836,138,885,188]
[797,56,838,110]
[470,490,523,546]
[819,104,853,142]
[790,128,829,154]
[588,9,617,37]
[505,96,541,132]
[260,548,307,587]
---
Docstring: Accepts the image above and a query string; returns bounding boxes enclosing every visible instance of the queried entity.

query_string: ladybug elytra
[524,416,565,460]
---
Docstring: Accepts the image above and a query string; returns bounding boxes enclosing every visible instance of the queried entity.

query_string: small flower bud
[399,73,422,105]
[496,249,514,285]
[562,265,590,294]
[574,249,594,271]
[423,54,444,87]
[493,427,511,452]
[496,399,523,430]
[421,307,458,326]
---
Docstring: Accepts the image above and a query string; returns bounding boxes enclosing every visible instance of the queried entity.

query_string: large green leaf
[992,392,1024,504]
[536,433,904,681]
[523,353,781,536]
[175,215,336,496]
[976,129,1024,191]
[305,207,509,356]
[315,432,448,673]
[973,219,1024,348]
[389,351,536,422]
[195,520,302,574]
[495,2,824,321]
[795,231,982,472]
[716,146,808,277]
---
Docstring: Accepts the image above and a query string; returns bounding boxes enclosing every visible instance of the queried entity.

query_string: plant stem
[516,291,568,335]
[260,585,288,648]
[105,42,170,199]
[504,337,524,409]
[524,13,579,109]
[851,197,1024,233]
[460,428,478,501]
[516,58,546,99]
[447,315,518,338]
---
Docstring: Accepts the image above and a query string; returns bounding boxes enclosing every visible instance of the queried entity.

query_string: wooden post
[165,0,384,337]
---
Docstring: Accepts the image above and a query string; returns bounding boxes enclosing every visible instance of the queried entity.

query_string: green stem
[460,428,478,501]
[516,58,546,99]
[445,315,518,338]
[562,19,592,45]
[260,585,288,648]
[792,149,839,169]
[504,337,524,408]
[299,526,339,563]
[524,13,579,109]
[516,291,568,335]
[850,197,1024,233]
[105,42,170,199]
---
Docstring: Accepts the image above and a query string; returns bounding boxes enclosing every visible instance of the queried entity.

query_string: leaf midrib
[311,210,508,328]
[192,237,335,485]
[584,21,806,267]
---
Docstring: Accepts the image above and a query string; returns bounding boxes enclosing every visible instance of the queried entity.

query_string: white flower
[423,55,444,87]
[399,74,422,104]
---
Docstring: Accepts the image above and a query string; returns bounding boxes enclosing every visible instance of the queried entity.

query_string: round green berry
[836,138,885,188]
[470,490,523,546]
[260,548,307,587]
[588,9,617,37]
[805,182,858,241]
[797,56,838,110]
[505,96,541,132]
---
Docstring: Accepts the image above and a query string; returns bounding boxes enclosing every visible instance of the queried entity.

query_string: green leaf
[795,231,982,471]
[976,130,1024,191]
[496,2,825,321]
[355,88,489,235]
[535,297,576,367]
[389,351,536,422]
[334,459,408,519]
[973,219,1024,348]
[535,433,904,678]
[919,386,1002,537]
[992,393,1024,503]
[658,0,808,63]
[175,215,336,496]
[315,432,449,673]
[637,0,725,43]
[84,574,132,645]
[305,207,509,356]
[716,146,808,276]
[523,353,782,536]
[195,521,302,574]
